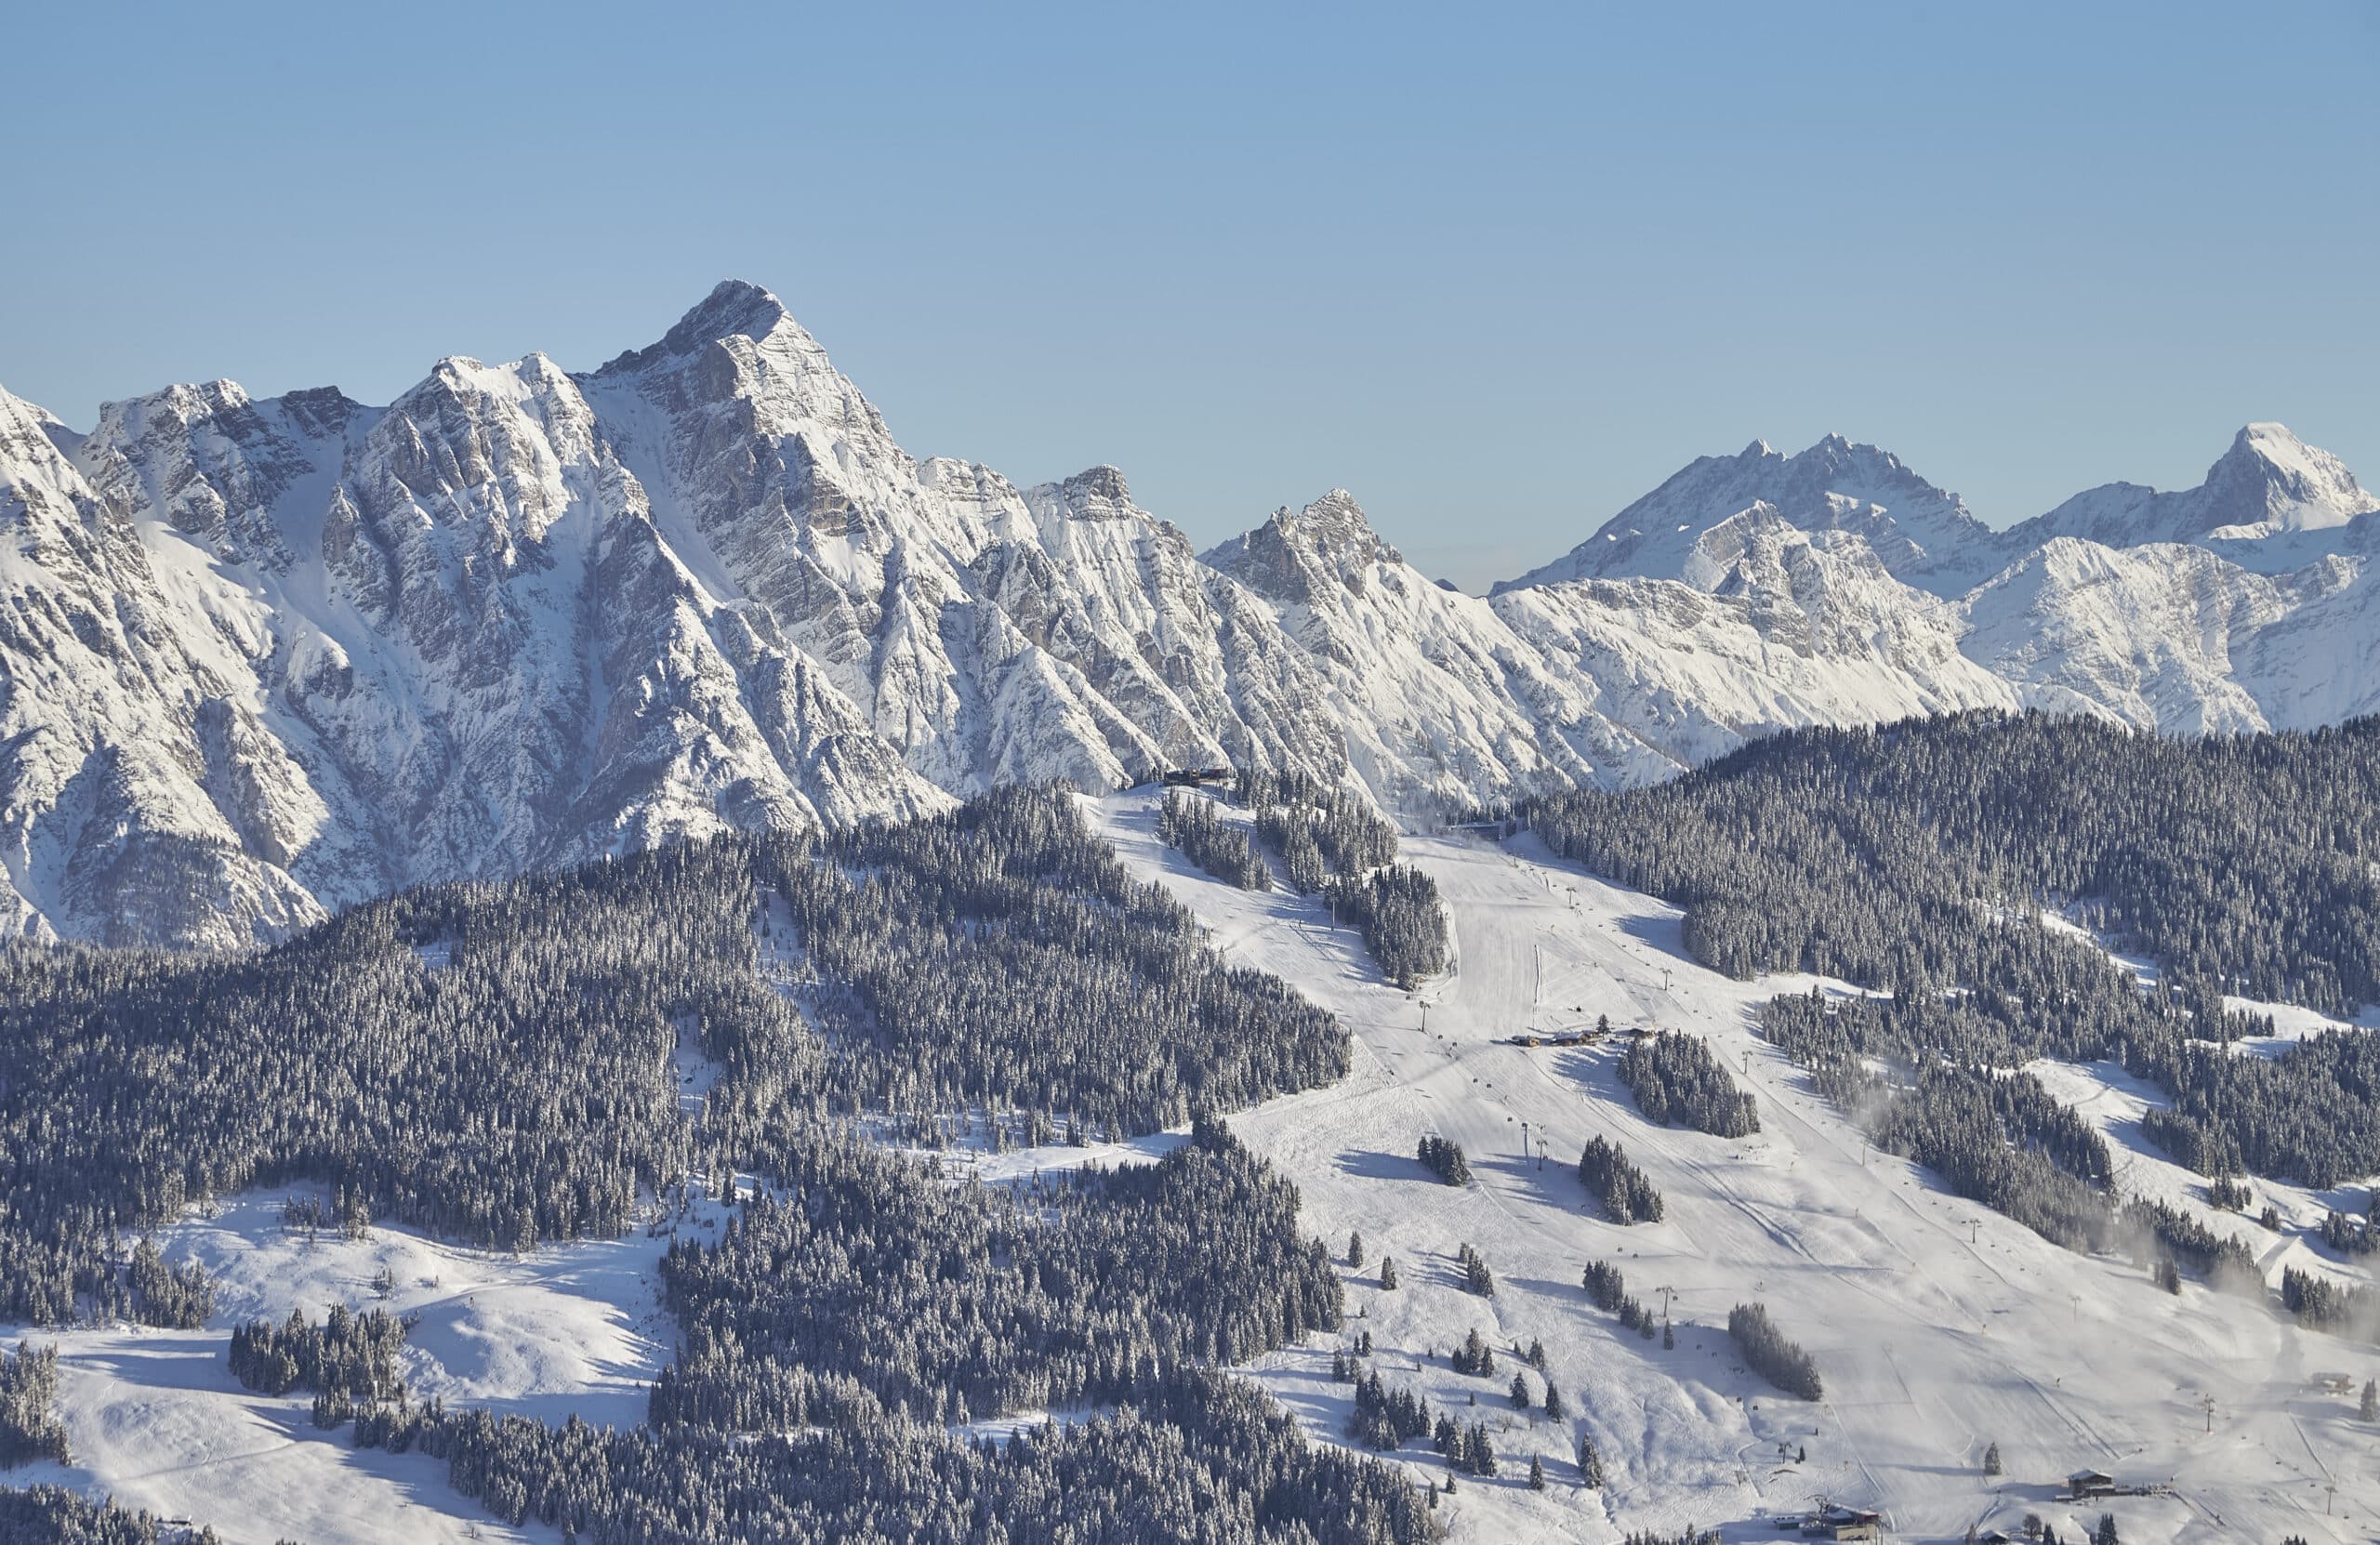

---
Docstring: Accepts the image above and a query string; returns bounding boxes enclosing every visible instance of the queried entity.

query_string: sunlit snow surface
[12,791,2380,1543]
[1089,789,2380,1545]
[0,1182,724,1543]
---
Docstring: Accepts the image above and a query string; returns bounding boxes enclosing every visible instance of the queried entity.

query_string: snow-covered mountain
[1493,433,2015,600]
[2013,421,2380,557]
[5,279,2378,945]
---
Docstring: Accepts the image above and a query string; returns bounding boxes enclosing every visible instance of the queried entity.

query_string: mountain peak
[1496,431,1990,599]
[2017,421,2376,551]
[2202,421,2376,534]
[592,280,800,377]
[1277,489,1397,561]
[1027,465,1141,522]
[1201,488,1402,603]
[664,280,795,353]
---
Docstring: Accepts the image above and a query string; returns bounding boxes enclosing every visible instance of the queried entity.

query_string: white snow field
[11,789,2380,1542]
[1087,788,2380,1545]
[0,1184,733,1544]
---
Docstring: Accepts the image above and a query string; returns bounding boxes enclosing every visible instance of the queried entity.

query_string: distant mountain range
[5,280,2376,945]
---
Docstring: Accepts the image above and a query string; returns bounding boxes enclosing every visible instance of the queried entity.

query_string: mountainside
[6,279,2380,945]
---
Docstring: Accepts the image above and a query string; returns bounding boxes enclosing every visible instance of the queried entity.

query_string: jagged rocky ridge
[5,280,2378,945]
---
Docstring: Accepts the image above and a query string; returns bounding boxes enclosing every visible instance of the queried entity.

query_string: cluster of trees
[125,1238,213,1330]
[1518,712,2380,1189]
[1618,1033,1757,1137]
[1727,1302,1821,1400]
[2283,1265,2380,1333]
[2320,1209,2378,1257]
[1577,1135,1664,1222]
[1236,767,1399,892]
[2122,1198,2260,1288]
[0,1342,68,1466]
[1450,1327,1498,1377]
[1454,1242,1495,1297]
[1435,1417,1500,1478]
[1157,789,1268,890]
[228,1304,412,1404]
[2208,1176,2254,1211]
[0,1487,208,1545]
[1346,1370,1435,1450]
[1323,867,1450,989]
[1418,1135,1471,1185]
[350,1369,1435,1545]
[1582,1260,1659,1339]
[651,1116,1341,1429]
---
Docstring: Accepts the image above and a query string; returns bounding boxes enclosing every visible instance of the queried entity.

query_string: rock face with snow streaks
[5,278,2379,944]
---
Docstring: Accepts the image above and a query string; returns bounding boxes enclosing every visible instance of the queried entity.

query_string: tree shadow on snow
[1335,1149,1435,1183]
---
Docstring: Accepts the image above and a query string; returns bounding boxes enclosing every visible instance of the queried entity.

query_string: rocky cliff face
[6,280,2377,945]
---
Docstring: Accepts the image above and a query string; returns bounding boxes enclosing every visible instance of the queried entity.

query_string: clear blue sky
[4,1,2374,589]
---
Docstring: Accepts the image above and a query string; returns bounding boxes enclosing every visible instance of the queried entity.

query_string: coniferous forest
[0,1341,69,1465]
[1520,713,2380,1193]
[0,1486,197,1545]
[0,787,1432,1544]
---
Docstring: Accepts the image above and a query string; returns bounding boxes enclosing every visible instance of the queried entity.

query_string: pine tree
[1528,1454,1546,1491]
[1983,1439,2003,1475]
[1543,1380,1567,1420]
[1380,1255,1398,1290]
[1577,1431,1605,1488]
[2363,1379,2377,1421]
[1348,1229,1365,1269]
[2095,1512,2119,1545]
[1510,1371,1531,1409]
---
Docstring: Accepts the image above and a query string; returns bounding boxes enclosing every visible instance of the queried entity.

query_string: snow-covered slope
[7,281,2380,944]
[1090,790,2380,1545]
